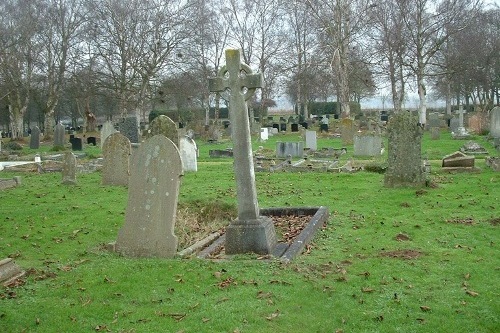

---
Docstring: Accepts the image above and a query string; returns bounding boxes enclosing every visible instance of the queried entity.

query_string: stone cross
[456,105,466,128]
[209,49,276,255]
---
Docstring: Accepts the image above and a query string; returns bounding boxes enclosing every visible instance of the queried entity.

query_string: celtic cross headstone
[209,49,276,255]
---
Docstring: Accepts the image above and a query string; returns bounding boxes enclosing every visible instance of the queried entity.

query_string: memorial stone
[54,123,65,148]
[115,135,183,258]
[209,49,276,255]
[490,106,500,138]
[100,121,117,148]
[102,132,131,186]
[29,126,40,149]
[384,112,424,187]
[276,141,304,158]
[148,115,179,147]
[340,118,355,145]
[61,151,77,185]
[260,128,269,141]
[120,116,140,143]
[305,130,317,151]
[353,135,382,156]
[180,136,198,172]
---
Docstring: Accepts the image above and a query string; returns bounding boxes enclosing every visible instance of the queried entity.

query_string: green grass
[0,131,499,332]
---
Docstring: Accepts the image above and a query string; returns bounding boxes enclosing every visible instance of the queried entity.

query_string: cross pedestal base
[225,217,277,255]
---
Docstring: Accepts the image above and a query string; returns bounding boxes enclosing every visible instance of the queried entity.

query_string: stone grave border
[193,206,329,262]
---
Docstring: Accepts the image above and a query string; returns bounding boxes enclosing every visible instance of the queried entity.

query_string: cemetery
[1,102,499,332]
[0,0,499,327]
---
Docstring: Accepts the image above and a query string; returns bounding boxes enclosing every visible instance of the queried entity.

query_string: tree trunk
[44,110,56,138]
[9,105,24,140]
[417,73,426,125]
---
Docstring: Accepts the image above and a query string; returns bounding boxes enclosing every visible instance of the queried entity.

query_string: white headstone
[260,128,269,141]
[305,130,317,150]
[179,136,198,172]
[100,121,117,149]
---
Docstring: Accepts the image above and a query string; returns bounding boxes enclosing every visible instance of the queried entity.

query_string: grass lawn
[0,130,499,332]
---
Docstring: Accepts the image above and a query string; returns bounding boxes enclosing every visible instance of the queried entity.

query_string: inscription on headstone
[179,136,198,172]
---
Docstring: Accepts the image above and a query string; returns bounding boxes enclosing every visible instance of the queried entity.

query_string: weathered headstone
[291,123,299,132]
[29,126,41,149]
[102,132,131,186]
[384,112,424,187]
[179,136,198,172]
[276,142,304,158]
[148,115,179,147]
[100,121,117,148]
[305,130,317,150]
[442,151,475,169]
[114,135,183,258]
[353,134,382,156]
[449,117,460,133]
[340,118,355,145]
[54,123,65,148]
[61,151,77,185]
[490,106,500,138]
[428,112,441,129]
[119,116,140,143]
[209,48,276,255]
[430,127,441,140]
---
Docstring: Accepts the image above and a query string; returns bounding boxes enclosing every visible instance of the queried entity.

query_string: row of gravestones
[28,124,98,150]
[101,115,197,187]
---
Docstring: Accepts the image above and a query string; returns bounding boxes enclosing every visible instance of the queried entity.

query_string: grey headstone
[428,112,440,128]
[54,123,66,147]
[119,116,140,143]
[115,135,183,258]
[490,106,500,138]
[179,136,197,172]
[384,112,425,187]
[29,126,40,149]
[449,117,460,133]
[431,127,440,140]
[276,142,304,158]
[353,135,382,156]
[305,130,317,150]
[61,151,77,185]
[148,115,179,147]
[102,132,131,186]
[100,121,117,149]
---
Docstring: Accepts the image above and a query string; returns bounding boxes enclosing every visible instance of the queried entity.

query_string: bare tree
[88,0,191,122]
[36,0,88,136]
[399,0,481,125]
[369,0,410,113]
[306,0,374,118]
[0,0,43,139]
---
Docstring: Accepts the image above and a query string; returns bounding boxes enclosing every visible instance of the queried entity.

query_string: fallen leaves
[465,289,479,297]
[265,310,280,321]
[420,305,431,312]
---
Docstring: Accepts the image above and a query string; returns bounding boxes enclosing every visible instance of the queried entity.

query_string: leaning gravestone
[209,49,276,255]
[29,126,41,149]
[179,136,198,172]
[490,106,500,138]
[61,151,77,185]
[114,135,183,258]
[102,132,131,186]
[384,112,424,187]
[54,123,65,148]
[100,121,117,148]
[119,116,140,144]
[148,115,179,147]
